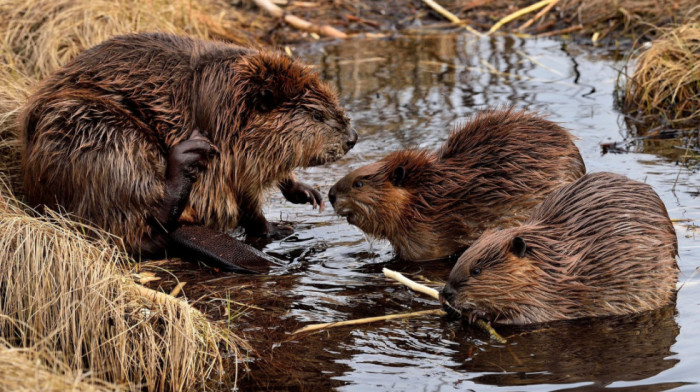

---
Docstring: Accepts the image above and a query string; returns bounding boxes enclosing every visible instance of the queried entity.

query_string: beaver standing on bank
[441,172,679,325]
[328,109,585,261]
[21,33,357,261]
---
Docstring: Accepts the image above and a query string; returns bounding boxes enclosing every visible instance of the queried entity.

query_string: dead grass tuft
[0,0,255,79]
[558,0,700,39]
[620,23,700,135]
[0,182,249,391]
[0,0,261,195]
[0,340,123,392]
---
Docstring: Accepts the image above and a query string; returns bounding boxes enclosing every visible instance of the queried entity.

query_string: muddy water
[169,34,699,391]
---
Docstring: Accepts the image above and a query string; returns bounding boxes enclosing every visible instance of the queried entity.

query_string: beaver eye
[353,180,363,189]
[312,112,324,122]
[470,267,481,277]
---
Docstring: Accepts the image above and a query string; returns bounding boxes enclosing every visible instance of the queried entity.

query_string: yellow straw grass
[0,182,249,391]
[621,23,700,133]
[0,340,123,392]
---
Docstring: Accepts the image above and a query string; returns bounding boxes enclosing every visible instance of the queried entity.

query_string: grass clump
[558,0,700,39]
[0,182,249,391]
[619,23,700,136]
[0,341,123,392]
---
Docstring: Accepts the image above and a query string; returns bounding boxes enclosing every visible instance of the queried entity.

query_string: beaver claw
[167,128,217,182]
[279,179,325,212]
[154,129,217,231]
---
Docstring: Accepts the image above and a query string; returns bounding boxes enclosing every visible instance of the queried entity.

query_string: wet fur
[330,108,585,261]
[21,33,353,255]
[445,172,679,325]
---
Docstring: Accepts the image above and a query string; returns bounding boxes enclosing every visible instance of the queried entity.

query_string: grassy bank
[619,23,699,144]
[0,0,259,390]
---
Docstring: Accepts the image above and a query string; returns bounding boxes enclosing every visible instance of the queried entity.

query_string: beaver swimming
[21,32,357,264]
[328,108,585,261]
[441,172,679,325]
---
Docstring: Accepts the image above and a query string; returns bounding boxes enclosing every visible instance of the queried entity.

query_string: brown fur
[443,172,679,325]
[21,32,354,255]
[329,108,585,261]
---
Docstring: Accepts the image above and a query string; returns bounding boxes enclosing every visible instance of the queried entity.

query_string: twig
[487,0,554,35]
[421,0,484,37]
[253,0,347,39]
[292,309,445,334]
[517,0,560,31]
[678,267,700,292]
[475,319,507,344]
[169,282,187,297]
[536,24,582,38]
[382,268,506,343]
[383,268,440,299]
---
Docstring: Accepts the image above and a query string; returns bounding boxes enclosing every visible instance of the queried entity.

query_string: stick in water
[382,268,506,343]
[292,309,445,334]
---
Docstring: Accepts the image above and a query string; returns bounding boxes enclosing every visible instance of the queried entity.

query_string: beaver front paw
[166,128,218,184]
[279,179,324,211]
[156,129,218,231]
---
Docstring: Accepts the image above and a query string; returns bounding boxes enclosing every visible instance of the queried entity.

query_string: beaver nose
[328,185,337,206]
[343,128,358,151]
[440,283,456,305]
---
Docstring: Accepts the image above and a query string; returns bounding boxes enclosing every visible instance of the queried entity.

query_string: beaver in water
[328,108,585,261]
[441,172,679,325]
[21,33,357,262]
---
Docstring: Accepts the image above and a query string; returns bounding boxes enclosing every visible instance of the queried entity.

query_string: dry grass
[0,0,256,78]
[558,0,700,39]
[0,182,249,391]
[0,0,263,195]
[620,23,700,135]
[0,340,122,392]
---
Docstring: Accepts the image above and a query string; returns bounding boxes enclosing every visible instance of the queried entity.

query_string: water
[181,34,700,391]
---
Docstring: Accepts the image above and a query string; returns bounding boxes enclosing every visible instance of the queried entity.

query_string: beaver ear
[390,166,406,186]
[510,236,527,258]
[257,88,276,112]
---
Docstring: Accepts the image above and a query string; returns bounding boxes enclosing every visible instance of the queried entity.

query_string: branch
[292,309,445,334]
[487,0,554,35]
[421,0,484,37]
[382,268,506,343]
[253,0,347,39]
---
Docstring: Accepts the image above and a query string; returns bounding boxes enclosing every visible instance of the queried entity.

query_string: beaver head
[440,228,555,325]
[194,50,357,171]
[329,150,455,260]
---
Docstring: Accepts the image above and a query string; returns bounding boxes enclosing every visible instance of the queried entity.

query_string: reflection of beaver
[450,304,679,388]
[21,33,357,260]
[441,172,679,325]
[328,108,585,261]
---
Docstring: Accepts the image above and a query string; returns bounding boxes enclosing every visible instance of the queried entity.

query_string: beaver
[441,172,679,325]
[20,32,357,261]
[328,108,585,261]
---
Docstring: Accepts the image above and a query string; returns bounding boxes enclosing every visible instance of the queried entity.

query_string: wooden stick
[421,0,484,37]
[169,282,187,297]
[517,0,560,31]
[253,0,347,39]
[383,268,506,343]
[487,0,554,35]
[292,309,445,334]
[536,24,582,37]
[382,268,440,299]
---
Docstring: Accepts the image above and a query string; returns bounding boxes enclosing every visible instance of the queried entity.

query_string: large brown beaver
[328,108,585,261]
[441,172,679,325]
[21,33,357,260]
